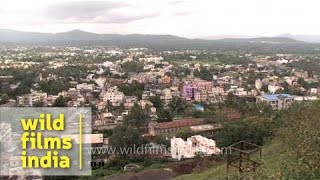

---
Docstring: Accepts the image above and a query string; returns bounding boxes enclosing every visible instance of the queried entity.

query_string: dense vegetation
[177,100,320,180]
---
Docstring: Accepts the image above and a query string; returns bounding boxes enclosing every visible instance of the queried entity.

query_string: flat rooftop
[190,124,222,132]
[151,118,204,129]
[260,94,293,101]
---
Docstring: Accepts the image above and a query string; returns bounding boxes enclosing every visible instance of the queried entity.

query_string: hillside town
[0,45,320,179]
[2,0,320,179]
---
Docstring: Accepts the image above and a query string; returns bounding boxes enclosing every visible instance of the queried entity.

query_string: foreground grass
[92,162,168,180]
[88,139,289,180]
[175,138,288,180]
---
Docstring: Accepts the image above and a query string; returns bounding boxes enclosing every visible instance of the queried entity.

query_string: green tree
[119,81,144,100]
[168,96,189,117]
[149,95,163,110]
[13,83,31,95]
[149,95,173,122]
[157,109,173,123]
[175,127,194,140]
[279,101,320,179]
[53,96,71,107]
[33,101,44,107]
[216,116,274,147]
[109,125,145,156]
[38,80,70,95]
[0,93,9,104]
[101,129,113,138]
[123,104,151,128]
[122,61,144,73]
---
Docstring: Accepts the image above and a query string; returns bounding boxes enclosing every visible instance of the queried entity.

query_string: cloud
[44,1,160,24]
[166,0,196,16]
[3,0,320,37]
[168,0,189,5]
[171,10,194,16]
[0,8,7,14]
[90,12,160,24]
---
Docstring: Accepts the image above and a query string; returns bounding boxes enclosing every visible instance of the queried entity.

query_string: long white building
[171,135,220,160]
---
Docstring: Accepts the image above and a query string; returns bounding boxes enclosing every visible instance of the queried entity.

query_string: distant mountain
[207,34,320,44]
[0,29,192,46]
[219,37,300,43]
[1,29,318,52]
[278,33,320,43]
[0,29,51,42]
[204,34,260,40]
[54,29,101,41]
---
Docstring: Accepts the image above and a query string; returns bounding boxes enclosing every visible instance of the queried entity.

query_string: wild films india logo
[0,107,92,176]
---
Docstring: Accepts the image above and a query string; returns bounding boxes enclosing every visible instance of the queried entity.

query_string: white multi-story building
[310,88,318,95]
[256,94,295,110]
[255,79,262,90]
[142,91,155,100]
[102,86,124,106]
[161,88,172,105]
[102,61,116,68]
[139,56,163,64]
[139,99,154,109]
[235,88,248,96]
[194,90,207,102]
[285,76,296,86]
[124,96,138,109]
[76,83,95,92]
[212,86,225,95]
[171,135,221,160]
[268,85,282,94]
[17,91,47,107]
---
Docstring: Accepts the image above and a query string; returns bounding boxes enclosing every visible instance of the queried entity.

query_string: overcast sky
[0,0,320,38]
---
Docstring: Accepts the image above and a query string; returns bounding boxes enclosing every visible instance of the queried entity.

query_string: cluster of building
[1,46,320,179]
[171,135,221,160]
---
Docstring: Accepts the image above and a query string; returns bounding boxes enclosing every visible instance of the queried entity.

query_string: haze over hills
[1,29,319,52]
[278,33,320,43]
[0,29,187,42]
[204,34,261,40]
[204,34,320,44]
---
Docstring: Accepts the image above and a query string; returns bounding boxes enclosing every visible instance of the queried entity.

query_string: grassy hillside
[90,101,319,180]
[175,138,289,180]
[176,101,320,180]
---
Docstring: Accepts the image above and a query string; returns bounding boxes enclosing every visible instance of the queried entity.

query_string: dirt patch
[168,156,225,176]
[104,156,225,180]
[104,169,175,180]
